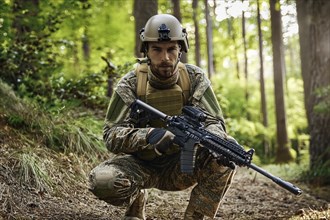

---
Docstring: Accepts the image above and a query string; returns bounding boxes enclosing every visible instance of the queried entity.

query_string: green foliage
[211,74,271,161]
[50,0,135,76]
[302,167,330,186]
[211,69,308,163]
[51,72,108,108]
[7,114,26,128]
[263,160,309,181]
[48,60,134,108]
[211,74,247,119]
[314,85,330,114]
[285,78,308,138]
[226,117,271,152]
[0,0,64,96]
[301,147,330,186]
[0,0,135,104]
[0,79,43,130]
[0,79,106,158]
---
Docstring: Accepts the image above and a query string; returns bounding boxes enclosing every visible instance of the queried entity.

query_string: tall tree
[269,0,293,163]
[257,0,269,157]
[242,4,250,119]
[81,0,91,65]
[10,0,40,89]
[297,0,330,185]
[133,0,158,58]
[192,0,201,66]
[171,0,187,63]
[204,0,214,78]
[227,18,240,79]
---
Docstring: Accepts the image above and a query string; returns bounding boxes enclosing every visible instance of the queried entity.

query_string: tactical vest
[135,61,191,127]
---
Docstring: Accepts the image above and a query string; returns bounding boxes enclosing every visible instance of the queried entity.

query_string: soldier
[89,14,236,220]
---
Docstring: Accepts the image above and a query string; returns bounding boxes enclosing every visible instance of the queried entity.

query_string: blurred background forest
[0,0,329,215]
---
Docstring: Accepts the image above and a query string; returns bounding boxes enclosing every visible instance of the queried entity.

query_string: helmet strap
[174,44,182,68]
[174,52,182,69]
[146,55,151,65]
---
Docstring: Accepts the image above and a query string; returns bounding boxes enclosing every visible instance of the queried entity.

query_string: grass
[262,159,310,181]
[0,79,107,158]
[16,152,54,193]
[0,79,108,196]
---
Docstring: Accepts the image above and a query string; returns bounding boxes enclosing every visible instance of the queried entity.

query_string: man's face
[147,41,180,79]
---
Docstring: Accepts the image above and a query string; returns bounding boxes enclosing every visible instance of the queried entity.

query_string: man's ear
[178,44,182,60]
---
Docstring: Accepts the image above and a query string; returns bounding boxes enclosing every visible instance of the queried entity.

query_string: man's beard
[150,62,174,79]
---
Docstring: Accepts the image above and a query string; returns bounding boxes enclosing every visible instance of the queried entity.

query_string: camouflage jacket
[103,63,227,159]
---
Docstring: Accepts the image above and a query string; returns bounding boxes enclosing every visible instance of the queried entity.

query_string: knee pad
[89,164,133,206]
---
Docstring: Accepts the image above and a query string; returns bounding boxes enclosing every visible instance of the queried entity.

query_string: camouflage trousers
[89,148,236,218]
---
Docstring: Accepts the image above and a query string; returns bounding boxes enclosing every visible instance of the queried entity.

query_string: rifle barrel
[249,163,302,196]
[134,99,168,120]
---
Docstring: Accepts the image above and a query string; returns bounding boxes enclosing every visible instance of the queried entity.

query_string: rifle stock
[131,99,302,196]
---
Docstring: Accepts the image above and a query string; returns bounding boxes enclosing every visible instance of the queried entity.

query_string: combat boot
[123,189,148,220]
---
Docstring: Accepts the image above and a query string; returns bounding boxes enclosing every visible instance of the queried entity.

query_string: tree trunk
[192,0,201,66]
[204,0,214,78]
[133,0,158,58]
[172,0,187,63]
[11,0,40,88]
[296,0,312,127]
[12,0,40,39]
[257,0,270,157]
[82,28,90,63]
[242,5,250,120]
[227,18,240,79]
[297,0,330,185]
[80,0,90,66]
[269,0,293,163]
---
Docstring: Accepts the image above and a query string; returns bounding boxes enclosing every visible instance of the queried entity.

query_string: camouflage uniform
[89,64,236,219]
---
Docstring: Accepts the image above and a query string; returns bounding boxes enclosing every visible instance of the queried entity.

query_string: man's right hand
[147,128,175,155]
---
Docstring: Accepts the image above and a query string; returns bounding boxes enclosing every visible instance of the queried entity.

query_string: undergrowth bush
[211,73,308,165]
[1,79,110,194]
[0,79,106,158]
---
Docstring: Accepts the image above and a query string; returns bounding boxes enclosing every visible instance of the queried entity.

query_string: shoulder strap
[135,62,148,102]
[177,62,191,105]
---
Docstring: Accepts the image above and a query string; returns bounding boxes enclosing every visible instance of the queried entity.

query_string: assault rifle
[130,99,303,196]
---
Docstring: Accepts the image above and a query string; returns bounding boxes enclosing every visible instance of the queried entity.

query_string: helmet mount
[158,24,171,41]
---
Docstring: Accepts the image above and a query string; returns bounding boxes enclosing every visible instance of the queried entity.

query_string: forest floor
[1,149,329,220]
[0,91,329,220]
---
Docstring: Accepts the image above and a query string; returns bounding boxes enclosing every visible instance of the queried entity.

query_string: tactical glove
[147,128,175,155]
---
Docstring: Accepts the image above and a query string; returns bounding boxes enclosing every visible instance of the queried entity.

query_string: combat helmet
[140,14,189,53]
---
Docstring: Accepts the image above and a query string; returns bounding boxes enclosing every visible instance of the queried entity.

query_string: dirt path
[1,166,329,220]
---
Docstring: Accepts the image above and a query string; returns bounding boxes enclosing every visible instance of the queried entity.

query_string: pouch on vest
[146,82,183,127]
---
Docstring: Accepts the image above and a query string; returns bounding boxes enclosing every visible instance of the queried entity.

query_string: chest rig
[135,61,191,127]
